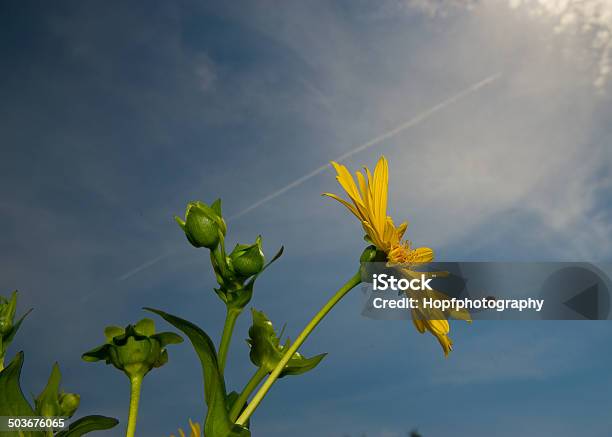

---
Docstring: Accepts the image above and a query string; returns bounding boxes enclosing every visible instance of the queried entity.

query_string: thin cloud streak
[117,253,176,282]
[117,72,501,281]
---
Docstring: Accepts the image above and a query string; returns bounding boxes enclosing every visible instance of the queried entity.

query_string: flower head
[324,156,469,356]
[82,318,183,379]
[323,156,433,269]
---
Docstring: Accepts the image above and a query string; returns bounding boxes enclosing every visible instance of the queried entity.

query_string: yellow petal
[436,334,453,357]
[426,318,450,336]
[322,192,360,218]
[356,170,371,212]
[331,161,363,206]
[411,312,426,333]
[411,247,435,263]
[396,222,408,240]
[372,156,388,231]
[383,218,398,245]
[427,289,472,322]
[189,419,201,436]
[361,221,384,249]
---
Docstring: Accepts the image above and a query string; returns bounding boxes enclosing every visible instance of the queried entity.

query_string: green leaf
[55,415,119,437]
[1,308,33,355]
[253,246,284,280]
[145,308,250,437]
[278,351,327,378]
[248,309,327,378]
[81,344,111,363]
[0,352,42,437]
[211,198,223,216]
[226,392,250,429]
[34,363,61,416]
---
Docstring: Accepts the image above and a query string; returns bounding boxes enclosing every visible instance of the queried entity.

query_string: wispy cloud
[117,72,501,281]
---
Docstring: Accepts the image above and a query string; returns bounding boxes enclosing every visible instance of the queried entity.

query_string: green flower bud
[175,199,226,250]
[0,291,17,336]
[35,363,80,419]
[360,245,379,263]
[229,236,265,278]
[82,318,183,379]
[58,392,81,418]
[247,309,326,378]
[359,245,387,281]
[0,291,31,364]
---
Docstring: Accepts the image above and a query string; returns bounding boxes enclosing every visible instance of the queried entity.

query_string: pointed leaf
[281,353,327,377]
[211,198,222,216]
[174,216,186,231]
[34,363,61,416]
[55,415,119,437]
[244,246,284,290]
[144,308,250,437]
[2,308,33,348]
[81,344,111,363]
[0,352,42,437]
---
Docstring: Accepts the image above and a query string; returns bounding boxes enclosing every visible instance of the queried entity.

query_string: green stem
[229,366,268,422]
[235,271,362,426]
[218,307,240,375]
[126,375,143,437]
[0,357,4,372]
[211,238,231,282]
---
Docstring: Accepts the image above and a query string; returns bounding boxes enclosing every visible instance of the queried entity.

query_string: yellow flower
[170,419,201,437]
[324,155,469,356]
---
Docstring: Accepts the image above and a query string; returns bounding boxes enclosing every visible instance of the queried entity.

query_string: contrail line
[117,72,501,281]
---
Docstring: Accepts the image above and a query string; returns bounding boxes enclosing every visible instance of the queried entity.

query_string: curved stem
[229,366,268,422]
[126,375,143,437]
[235,271,362,426]
[218,307,240,375]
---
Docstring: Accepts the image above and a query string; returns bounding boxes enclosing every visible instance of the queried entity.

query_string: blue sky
[1,1,612,436]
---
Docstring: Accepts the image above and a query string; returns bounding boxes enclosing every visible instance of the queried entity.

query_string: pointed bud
[229,236,265,278]
[359,245,386,280]
[0,291,17,336]
[175,200,226,250]
[58,392,80,418]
